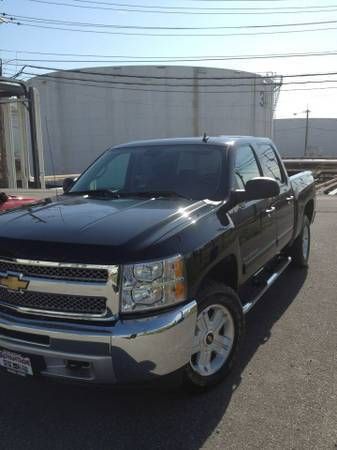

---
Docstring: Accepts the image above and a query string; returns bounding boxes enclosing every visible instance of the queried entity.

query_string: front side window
[70,144,225,201]
[234,145,261,189]
[256,144,283,183]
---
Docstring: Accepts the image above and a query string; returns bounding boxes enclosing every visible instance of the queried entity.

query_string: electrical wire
[310,127,337,132]
[7,63,337,82]
[24,0,337,15]
[18,69,337,90]
[5,13,337,31]
[3,48,337,63]
[9,21,337,37]
[34,0,335,12]
[19,70,337,94]
[17,70,282,88]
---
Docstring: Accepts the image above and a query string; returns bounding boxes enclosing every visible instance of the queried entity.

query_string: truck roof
[113,136,273,150]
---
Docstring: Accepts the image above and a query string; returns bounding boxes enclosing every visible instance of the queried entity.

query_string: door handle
[286,195,294,202]
[265,206,276,214]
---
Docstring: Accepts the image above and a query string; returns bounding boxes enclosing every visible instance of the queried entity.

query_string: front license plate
[0,349,33,376]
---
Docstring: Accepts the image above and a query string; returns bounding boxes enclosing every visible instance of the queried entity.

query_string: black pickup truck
[0,136,315,390]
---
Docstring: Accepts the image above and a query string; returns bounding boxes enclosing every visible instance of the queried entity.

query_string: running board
[242,256,292,315]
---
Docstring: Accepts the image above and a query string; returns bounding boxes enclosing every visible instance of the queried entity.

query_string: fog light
[66,360,90,370]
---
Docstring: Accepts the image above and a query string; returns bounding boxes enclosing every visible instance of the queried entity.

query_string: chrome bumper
[0,301,197,384]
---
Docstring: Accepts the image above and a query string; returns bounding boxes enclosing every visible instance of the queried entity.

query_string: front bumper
[0,301,197,384]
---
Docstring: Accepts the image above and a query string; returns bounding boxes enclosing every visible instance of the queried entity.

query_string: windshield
[69,144,225,201]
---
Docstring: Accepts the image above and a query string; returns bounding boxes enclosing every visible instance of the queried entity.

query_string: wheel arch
[197,254,239,296]
[304,199,315,223]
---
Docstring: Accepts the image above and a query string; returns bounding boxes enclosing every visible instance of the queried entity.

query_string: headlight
[121,255,187,313]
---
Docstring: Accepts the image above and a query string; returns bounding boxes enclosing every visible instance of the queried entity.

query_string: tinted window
[234,145,261,189]
[91,152,130,191]
[71,144,225,201]
[256,144,283,183]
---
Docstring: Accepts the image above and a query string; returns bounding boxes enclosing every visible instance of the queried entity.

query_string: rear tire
[183,281,244,392]
[289,215,311,268]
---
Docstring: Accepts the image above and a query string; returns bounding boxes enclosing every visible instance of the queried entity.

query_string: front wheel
[289,215,311,268]
[183,281,244,392]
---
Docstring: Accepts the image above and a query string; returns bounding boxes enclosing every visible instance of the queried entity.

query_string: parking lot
[0,195,336,450]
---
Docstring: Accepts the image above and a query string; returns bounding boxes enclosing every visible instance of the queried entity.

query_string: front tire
[183,281,244,392]
[289,215,311,268]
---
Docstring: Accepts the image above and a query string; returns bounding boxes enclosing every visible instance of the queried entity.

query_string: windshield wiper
[65,189,189,200]
[65,189,120,198]
[117,190,189,199]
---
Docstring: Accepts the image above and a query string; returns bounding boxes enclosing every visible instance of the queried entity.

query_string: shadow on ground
[0,267,307,450]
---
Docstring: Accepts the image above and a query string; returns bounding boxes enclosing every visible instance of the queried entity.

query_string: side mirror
[0,192,9,204]
[233,177,280,203]
[63,177,75,193]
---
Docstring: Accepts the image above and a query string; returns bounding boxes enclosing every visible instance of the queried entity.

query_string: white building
[274,118,337,158]
[28,65,279,175]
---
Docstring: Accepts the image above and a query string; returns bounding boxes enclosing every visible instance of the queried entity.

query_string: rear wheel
[183,281,244,392]
[289,215,311,268]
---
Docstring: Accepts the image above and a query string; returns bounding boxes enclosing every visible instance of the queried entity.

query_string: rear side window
[256,144,284,183]
[234,145,261,189]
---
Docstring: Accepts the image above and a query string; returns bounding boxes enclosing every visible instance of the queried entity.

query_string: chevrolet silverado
[0,136,315,390]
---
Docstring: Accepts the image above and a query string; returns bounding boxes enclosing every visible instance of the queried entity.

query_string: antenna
[202,132,208,143]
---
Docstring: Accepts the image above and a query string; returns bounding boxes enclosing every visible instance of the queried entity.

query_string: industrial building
[28,65,280,175]
[0,77,45,188]
[274,118,337,158]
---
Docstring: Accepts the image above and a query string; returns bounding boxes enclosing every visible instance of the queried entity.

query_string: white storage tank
[28,65,278,175]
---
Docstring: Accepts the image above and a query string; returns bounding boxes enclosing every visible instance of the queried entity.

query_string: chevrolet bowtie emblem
[0,274,29,292]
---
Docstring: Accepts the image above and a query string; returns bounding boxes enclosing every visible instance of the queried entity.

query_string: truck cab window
[88,152,130,191]
[71,144,225,200]
[234,145,261,189]
[256,144,284,183]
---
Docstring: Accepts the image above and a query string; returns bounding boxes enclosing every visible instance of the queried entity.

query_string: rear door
[254,143,295,250]
[230,145,277,280]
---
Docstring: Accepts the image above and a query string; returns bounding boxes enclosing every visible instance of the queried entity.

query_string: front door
[230,145,277,280]
[254,144,295,250]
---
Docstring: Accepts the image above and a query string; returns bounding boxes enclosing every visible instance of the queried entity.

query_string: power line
[18,69,337,89]
[33,0,334,12]
[274,127,306,132]
[16,70,281,88]
[9,21,337,37]
[5,62,282,82]
[310,126,337,133]
[3,48,337,63]
[20,70,277,93]
[19,70,337,94]
[8,63,337,82]
[5,13,337,31]
[24,0,337,15]
[6,51,337,63]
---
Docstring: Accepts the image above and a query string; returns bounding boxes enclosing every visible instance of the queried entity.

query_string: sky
[2,0,337,119]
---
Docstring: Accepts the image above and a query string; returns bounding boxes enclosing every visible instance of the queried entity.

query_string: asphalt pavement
[0,196,336,450]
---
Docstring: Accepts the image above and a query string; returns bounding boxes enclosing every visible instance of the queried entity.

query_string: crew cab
[0,136,315,390]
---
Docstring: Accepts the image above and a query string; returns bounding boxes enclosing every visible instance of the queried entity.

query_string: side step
[242,256,292,315]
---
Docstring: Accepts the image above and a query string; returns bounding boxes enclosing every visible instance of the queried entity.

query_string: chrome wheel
[302,223,310,260]
[190,304,235,377]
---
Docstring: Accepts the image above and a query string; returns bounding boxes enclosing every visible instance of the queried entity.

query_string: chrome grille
[0,260,108,283]
[0,258,119,320]
[0,287,107,316]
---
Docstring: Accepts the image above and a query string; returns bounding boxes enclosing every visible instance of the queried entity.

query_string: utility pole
[0,104,9,188]
[304,107,310,157]
[0,59,8,187]
[294,106,311,157]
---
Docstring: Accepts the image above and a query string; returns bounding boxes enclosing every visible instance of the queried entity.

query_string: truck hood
[0,195,219,264]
